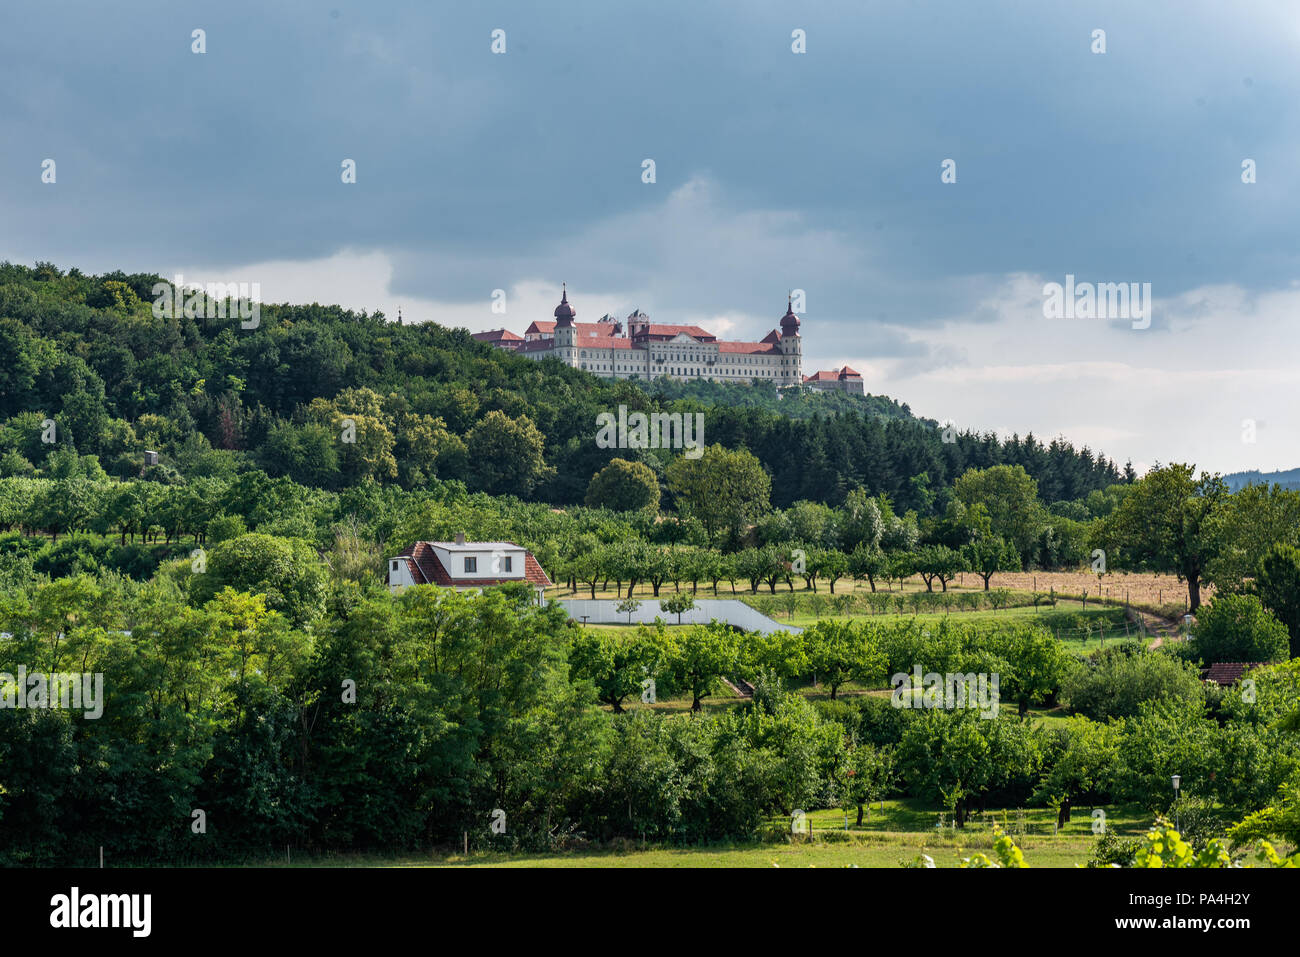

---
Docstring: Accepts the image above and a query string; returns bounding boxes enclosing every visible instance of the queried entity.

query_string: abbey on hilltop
[474,286,805,386]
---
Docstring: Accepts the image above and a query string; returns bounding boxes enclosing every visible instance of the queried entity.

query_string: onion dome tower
[554,283,576,326]
[780,294,801,337]
[779,293,802,385]
[552,283,577,363]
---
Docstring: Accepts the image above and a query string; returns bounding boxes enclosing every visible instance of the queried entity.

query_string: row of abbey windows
[577,350,778,365]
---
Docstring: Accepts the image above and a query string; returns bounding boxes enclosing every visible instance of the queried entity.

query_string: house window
[503,556,513,573]
[464,557,477,573]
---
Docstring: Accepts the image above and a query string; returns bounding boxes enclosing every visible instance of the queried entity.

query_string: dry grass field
[978,569,1205,614]
[551,569,1203,618]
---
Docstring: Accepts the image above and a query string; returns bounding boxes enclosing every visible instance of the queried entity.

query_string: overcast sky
[4,0,1299,476]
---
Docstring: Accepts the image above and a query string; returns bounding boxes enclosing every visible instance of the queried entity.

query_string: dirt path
[1133,608,1183,648]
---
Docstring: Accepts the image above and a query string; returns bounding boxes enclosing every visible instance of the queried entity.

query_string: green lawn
[261,801,1152,869]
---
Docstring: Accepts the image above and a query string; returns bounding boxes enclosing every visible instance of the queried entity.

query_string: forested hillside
[1224,468,1300,492]
[0,262,1121,514]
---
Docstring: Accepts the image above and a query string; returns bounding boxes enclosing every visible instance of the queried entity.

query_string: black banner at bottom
[0,865,1276,942]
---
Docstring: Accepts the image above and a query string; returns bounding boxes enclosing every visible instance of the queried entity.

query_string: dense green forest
[0,262,1122,513]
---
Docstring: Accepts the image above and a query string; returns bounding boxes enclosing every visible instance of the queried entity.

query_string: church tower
[779,294,802,385]
[553,283,576,366]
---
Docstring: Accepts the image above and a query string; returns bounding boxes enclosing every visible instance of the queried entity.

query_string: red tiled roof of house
[839,365,862,378]
[393,541,429,584]
[395,541,441,585]
[804,370,840,381]
[521,553,553,587]
[1203,661,1264,685]
[394,542,552,588]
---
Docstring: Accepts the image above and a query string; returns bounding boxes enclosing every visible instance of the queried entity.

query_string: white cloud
[861,276,1300,475]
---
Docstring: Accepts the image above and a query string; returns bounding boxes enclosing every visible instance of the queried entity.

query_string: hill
[0,262,1120,512]
[1223,467,1300,492]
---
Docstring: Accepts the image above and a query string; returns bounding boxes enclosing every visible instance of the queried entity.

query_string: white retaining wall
[553,598,800,635]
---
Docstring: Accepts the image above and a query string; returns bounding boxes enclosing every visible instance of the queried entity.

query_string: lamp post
[1172,775,1181,833]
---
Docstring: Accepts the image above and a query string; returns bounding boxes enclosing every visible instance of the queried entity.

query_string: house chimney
[455,532,466,545]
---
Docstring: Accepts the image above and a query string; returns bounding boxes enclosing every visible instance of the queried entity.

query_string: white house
[387,533,551,603]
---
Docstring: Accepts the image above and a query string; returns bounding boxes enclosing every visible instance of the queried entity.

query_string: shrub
[1060,646,1204,721]
[1189,593,1290,664]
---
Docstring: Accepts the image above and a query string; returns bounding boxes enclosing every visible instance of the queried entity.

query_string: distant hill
[1222,468,1300,492]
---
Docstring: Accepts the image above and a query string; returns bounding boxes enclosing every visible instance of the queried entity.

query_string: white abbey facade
[507,287,804,386]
